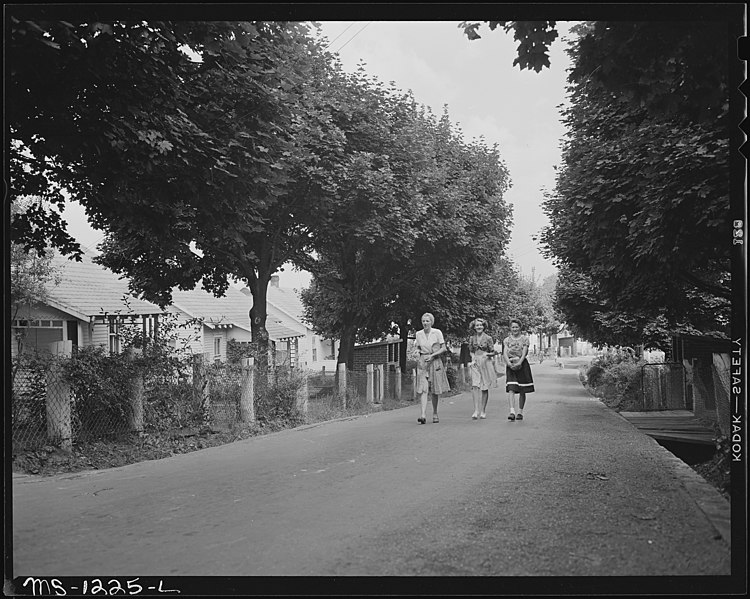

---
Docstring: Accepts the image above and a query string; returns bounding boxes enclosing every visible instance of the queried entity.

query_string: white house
[11,252,304,364]
[11,251,163,359]
[242,274,340,372]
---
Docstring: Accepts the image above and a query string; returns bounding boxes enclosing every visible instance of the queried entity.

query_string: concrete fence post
[240,357,255,424]
[46,340,73,452]
[193,354,210,424]
[366,364,375,405]
[458,363,466,386]
[338,363,347,409]
[126,347,144,435]
[395,366,402,400]
[297,368,309,417]
[376,364,384,404]
[412,368,417,400]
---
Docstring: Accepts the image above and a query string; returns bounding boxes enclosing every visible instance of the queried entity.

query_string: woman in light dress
[467,318,498,419]
[414,313,450,424]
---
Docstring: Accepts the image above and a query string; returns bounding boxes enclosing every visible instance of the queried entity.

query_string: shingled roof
[45,252,303,341]
[47,253,162,321]
[266,284,309,326]
[171,285,302,341]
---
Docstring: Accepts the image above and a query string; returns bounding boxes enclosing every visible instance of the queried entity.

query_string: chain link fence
[11,351,425,455]
[11,351,206,452]
[640,363,687,411]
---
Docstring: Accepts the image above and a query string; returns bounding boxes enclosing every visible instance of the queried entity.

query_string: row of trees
[543,20,734,349]
[462,16,739,349]
[18,15,732,367]
[10,17,562,374]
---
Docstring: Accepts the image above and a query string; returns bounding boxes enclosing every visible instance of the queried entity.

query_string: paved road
[12,359,731,582]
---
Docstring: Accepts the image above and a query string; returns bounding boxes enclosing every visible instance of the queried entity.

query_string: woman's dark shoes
[508,413,516,421]
[417,417,426,424]
[433,415,439,423]
[515,414,523,420]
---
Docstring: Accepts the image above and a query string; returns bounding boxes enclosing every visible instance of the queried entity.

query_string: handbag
[431,342,446,370]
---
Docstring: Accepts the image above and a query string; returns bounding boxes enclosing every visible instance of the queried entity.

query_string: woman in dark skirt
[502,319,535,421]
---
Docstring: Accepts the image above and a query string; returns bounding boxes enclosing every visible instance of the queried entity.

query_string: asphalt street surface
[12,359,732,585]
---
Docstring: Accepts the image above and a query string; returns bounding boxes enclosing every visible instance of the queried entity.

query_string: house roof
[48,253,162,320]
[46,252,303,341]
[170,286,303,341]
[267,285,309,326]
[240,284,310,330]
[170,285,251,331]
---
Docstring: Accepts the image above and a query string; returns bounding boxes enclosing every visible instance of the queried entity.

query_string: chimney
[270,275,280,288]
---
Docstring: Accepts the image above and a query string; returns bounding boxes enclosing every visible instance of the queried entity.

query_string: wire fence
[640,363,687,411]
[11,353,424,454]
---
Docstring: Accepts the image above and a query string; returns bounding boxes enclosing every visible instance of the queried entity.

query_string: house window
[312,348,317,362]
[13,319,64,329]
[108,316,121,354]
[214,337,222,360]
[12,319,66,356]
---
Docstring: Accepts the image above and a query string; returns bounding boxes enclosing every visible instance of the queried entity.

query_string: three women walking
[413,314,535,424]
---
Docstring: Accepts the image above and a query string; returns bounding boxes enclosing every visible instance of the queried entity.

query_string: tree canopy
[9,19,348,375]
[460,21,559,72]
[298,81,514,368]
[539,20,733,348]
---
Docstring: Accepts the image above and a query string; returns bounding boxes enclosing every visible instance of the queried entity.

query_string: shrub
[584,347,644,410]
[143,377,200,432]
[255,368,306,427]
[63,346,135,440]
[226,338,255,364]
[11,352,54,445]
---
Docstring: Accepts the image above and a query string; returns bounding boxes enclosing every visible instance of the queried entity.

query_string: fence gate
[640,363,687,411]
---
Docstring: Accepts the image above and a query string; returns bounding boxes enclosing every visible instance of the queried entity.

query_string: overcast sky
[315,21,574,287]
[62,20,574,289]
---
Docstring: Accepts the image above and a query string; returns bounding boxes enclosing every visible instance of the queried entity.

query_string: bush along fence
[11,344,450,455]
[582,345,731,433]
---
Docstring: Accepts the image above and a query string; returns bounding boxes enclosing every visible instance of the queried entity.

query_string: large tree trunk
[336,318,357,371]
[248,272,271,391]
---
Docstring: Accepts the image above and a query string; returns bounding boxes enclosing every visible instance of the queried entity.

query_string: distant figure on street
[503,319,535,421]
[414,312,450,424]
[467,318,498,420]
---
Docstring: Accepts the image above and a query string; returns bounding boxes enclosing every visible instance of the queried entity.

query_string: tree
[10,198,62,358]
[459,21,559,72]
[538,21,732,345]
[295,66,431,368]
[9,19,345,380]
[9,19,260,258]
[91,22,347,378]
[300,88,513,370]
[459,15,737,123]
[553,265,728,351]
